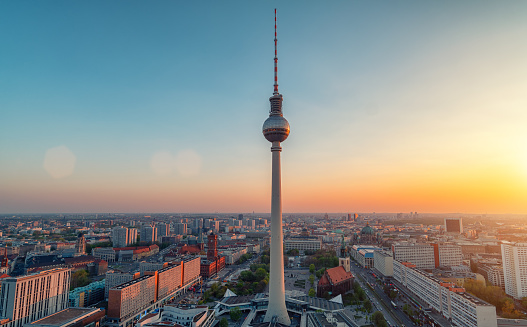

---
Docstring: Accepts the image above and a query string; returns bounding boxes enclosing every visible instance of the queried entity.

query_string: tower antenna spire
[273,8,279,95]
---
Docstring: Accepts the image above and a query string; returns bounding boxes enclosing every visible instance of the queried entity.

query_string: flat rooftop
[27,307,102,326]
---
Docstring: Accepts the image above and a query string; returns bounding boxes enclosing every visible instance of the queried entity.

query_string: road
[349,262,416,327]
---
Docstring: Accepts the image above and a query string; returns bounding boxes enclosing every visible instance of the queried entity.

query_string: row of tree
[464,279,524,319]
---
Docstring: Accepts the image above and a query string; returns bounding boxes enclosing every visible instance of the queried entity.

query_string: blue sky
[1,1,527,213]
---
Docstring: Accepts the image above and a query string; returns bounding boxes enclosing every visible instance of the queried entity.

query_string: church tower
[338,235,350,272]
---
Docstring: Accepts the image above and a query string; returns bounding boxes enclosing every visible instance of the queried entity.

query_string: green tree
[261,255,270,264]
[230,307,242,321]
[240,270,255,282]
[70,270,91,290]
[308,288,316,297]
[372,311,387,327]
[309,264,316,274]
[363,299,372,313]
[287,249,299,256]
[220,318,228,327]
[255,268,267,281]
[309,274,315,285]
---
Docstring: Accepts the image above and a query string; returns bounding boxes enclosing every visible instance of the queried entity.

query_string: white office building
[284,237,321,252]
[0,268,71,327]
[501,242,527,299]
[373,250,393,277]
[392,243,435,269]
[438,245,463,268]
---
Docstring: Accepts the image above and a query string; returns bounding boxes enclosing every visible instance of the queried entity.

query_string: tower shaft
[264,141,290,325]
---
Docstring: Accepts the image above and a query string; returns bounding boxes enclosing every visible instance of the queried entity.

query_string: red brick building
[200,233,225,278]
[317,266,354,298]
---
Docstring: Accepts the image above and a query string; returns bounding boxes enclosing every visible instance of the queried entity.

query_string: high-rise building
[445,218,463,234]
[127,227,138,245]
[112,227,128,248]
[0,268,71,327]
[141,226,157,244]
[502,242,527,299]
[210,221,219,233]
[261,9,290,325]
[175,223,187,235]
[156,223,169,241]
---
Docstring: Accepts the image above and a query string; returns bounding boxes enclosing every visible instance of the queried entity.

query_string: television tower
[262,9,290,326]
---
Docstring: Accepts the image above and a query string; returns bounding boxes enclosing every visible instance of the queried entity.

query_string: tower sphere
[263,115,290,142]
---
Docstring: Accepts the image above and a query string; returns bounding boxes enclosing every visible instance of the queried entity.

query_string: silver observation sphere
[263,115,290,142]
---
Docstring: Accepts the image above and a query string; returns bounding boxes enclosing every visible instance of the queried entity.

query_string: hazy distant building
[445,218,463,234]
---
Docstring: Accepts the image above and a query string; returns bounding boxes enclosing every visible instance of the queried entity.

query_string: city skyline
[2,1,527,214]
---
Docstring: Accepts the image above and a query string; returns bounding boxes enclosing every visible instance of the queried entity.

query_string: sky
[1,1,527,214]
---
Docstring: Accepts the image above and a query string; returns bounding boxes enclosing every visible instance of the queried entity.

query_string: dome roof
[361,224,375,235]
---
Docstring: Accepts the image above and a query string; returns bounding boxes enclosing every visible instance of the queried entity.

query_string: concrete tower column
[262,9,291,325]
[264,141,290,325]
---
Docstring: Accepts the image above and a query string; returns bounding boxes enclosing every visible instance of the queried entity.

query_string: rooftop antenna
[273,8,279,95]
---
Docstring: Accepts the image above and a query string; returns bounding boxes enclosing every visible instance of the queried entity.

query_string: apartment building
[105,270,140,298]
[223,248,247,265]
[107,257,201,327]
[108,275,157,324]
[0,268,71,327]
[501,242,527,299]
[478,264,505,289]
[393,261,497,327]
